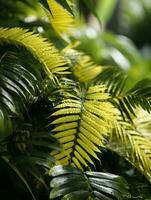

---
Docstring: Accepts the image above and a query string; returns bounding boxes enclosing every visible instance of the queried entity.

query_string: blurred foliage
[1,0,151,200]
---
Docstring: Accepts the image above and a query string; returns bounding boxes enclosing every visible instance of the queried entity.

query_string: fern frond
[73,55,103,83]
[110,119,151,182]
[99,69,151,181]
[63,48,103,82]
[94,66,127,97]
[0,28,67,83]
[95,67,151,121]
[50,84,117,170]
[44,0,75,35]
[113,79,151,121]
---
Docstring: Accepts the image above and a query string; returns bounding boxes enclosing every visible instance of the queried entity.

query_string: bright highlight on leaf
[0,28,67,83]
[73,55,103,82]
[110,119,151,182]
[63,48,103,82]
[51,84,118,170]
[45,0,75,35]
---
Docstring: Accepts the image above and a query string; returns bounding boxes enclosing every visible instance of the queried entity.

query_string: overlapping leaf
[0,27,67,83]
[73,54,102,83]
[91,61,151,184]
[2,128,60,200]
[134,109,151,140]
[110,119,151,182]
[49,165,129,199]
[50,84,117,170]
[63,48,103,83]
[0,52,40,139]
[94,67,151,121]
[94,66,127,96]
[43,0,75,35]
[10,129,60,170]
[40,0,73,15]
[112,79,151,121]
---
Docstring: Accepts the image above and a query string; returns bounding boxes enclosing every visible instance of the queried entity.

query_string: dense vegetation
[1,0,151,199]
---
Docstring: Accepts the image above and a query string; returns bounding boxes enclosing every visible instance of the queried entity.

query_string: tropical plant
[1,0,151,200]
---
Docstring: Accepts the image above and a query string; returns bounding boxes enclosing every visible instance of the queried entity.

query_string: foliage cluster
[1,0,151,199]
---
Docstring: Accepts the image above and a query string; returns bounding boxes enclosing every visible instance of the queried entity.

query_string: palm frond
[49,165,129,200]
[133,109,151,140]
[0,52,40,139]
[10,129,60,169]
[73,54,103,83]
[95,67,151,182]
[109,119,151,182]
[0,27,67,83]
[63,48,103,82]
[94,67,151,121]
[0,94,61,199]
[1,129,60,199]
[40,0,73,15]
[44,0,75,35]
[50,84,117,170]
[94,66,127,97]
[112,79,151,121]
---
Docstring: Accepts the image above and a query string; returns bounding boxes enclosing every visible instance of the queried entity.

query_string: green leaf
[40,0,73,15]
[95,67,151,121]
[62,191,89,200]
[39,0,52,13]
[49,165,81,177]
[111,119,151,183]
[50,84,116,170]
[97,0,118,24]
[0,106,12,141]
[55,0,73,15]
[0,53,40,136]
[83,0,101,23]
[49,165,129,199]
[0,28,67,83]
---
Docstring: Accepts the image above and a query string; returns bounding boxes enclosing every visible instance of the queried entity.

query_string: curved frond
[113,79,151,121]
[50,84,117,170]
[63,48,103,82]
[10,129,60,170]
[94,66,127,97]
[1,128,60,199]
[110,119,151,182]
[95,67,151,121]
[0,95,62,198]
[0,27,67,83]
[0,52,40,138]
[134,109,151,140]
[44,0,75,35]
[99,68,151,182]
[73,54,103,83]
[49,165,129,200]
